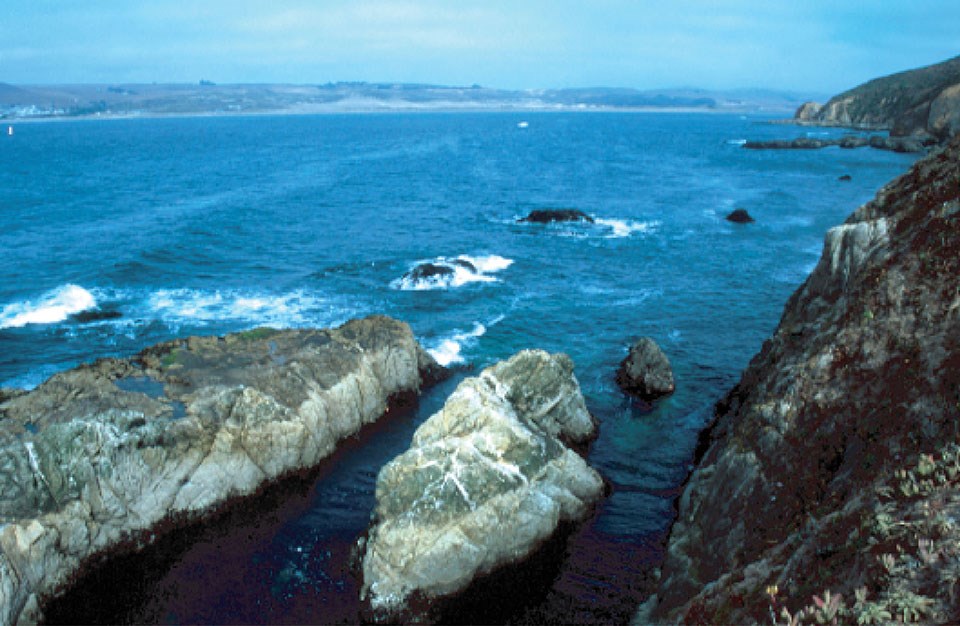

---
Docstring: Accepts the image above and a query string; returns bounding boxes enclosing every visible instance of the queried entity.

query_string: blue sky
[2,1,958,94]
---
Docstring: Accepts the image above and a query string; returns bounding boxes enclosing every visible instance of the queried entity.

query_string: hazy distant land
[0,82,818,120]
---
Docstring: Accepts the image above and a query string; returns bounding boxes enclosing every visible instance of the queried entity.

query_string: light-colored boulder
[361,350,603,621]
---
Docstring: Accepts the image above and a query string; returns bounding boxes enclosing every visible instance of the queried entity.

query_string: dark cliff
[795,55,960,141]
[649,134,960,624]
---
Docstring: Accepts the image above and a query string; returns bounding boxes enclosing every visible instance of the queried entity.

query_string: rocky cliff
[648,135,960,624]
[795,55,960,141]
[360,350,603,623]
[0,315,437,626]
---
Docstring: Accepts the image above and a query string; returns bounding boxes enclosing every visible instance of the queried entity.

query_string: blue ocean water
[0,113,916,622]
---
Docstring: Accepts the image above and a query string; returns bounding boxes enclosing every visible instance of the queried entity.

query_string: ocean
[0,112,916,623]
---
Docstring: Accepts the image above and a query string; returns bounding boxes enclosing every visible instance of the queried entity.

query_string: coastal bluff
[0,315,438,626]
[794,54,960,142]
[647,135,960,622]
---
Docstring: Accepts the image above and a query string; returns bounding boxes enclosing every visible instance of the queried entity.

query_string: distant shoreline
[3,104,786,125]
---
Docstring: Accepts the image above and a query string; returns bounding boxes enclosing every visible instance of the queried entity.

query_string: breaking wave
[0,284,97,329]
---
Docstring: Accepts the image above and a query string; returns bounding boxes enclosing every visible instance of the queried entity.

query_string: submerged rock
[616,337,675,401]
[519,209,594,224]
[69,309,123,323]
[360,350,603,622]
[725,208,755,224]
[0,315,438,626]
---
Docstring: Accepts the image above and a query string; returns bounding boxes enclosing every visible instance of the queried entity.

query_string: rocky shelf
[0,315,439,625]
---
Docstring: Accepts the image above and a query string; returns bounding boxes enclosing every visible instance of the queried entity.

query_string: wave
[0,284,97,329]
[392,255,513,291]
[426,315,505,366]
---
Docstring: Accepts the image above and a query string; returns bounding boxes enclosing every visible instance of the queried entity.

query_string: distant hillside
[796,55,960,140]
[0,82,812,120]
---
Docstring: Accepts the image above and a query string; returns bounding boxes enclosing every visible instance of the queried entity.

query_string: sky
[2,1,958,94]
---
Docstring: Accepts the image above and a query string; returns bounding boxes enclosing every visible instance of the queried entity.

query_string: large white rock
[361,349,603,621]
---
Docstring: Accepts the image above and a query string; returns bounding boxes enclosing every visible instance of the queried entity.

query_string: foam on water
[146,288,348,328]
[392,255,514,291]
[594,218,660,238]
[426,315,504,366]
[0,284,97,329]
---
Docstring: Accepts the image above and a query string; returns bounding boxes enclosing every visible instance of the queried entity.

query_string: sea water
[0,113,916,623]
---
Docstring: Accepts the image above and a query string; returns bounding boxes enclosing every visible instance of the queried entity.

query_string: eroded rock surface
[360,350,603,622]
[647,136,960,622]
[0,315,436,626]
[616,337,675,401]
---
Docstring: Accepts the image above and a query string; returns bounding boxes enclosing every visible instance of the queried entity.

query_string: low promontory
[0,316,438,625]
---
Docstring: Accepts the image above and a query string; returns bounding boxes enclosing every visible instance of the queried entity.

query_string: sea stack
[616,337,675,401]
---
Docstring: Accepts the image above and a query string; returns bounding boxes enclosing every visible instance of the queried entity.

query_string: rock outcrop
[647,135,960,623]
[744,135,928,153]
[794,54,960,141]
[725,208,756,224]
[0,315,438,626]
[616,338,676,401]
[360,350,603,622]
[519,209,594,224]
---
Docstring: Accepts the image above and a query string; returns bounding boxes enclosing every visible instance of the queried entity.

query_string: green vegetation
[236,327,280,342]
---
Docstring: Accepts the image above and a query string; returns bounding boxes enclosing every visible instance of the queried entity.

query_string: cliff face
[651,135,960,623]
[0,316,436,626]
[796,55,960,140]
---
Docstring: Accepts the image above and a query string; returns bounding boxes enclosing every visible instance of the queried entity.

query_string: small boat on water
[6,126,12,136]
[517,121,529,129]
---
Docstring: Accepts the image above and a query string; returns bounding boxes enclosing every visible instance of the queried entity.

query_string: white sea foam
[726,139,747,146]
[427,318,502,366]
[392,255,514,291]
[147,288,347,328]
[0,284,97,329]
[594,218,661,238]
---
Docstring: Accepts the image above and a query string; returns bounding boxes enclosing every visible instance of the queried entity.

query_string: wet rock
[0,315,438,626]
[70,309,123,323]
[615,337,675,400]
[406,263,455,282]
[360,350,602,622]
[519,209,594,224]
[725,208,755,224]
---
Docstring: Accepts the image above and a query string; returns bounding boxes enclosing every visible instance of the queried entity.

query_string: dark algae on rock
[647,135,960,624]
